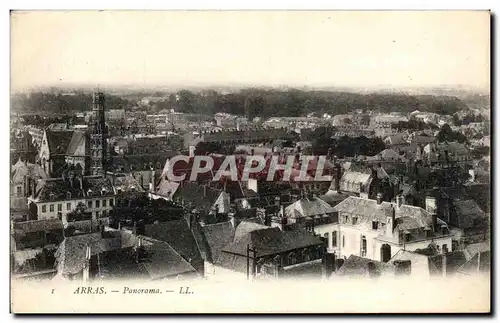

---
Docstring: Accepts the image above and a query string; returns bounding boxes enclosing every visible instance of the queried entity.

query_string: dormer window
[425,227,432,238]
[66,191,72,199]
[352,217,358,225]
[404,232,411,242]
[101,188,106,196]
[87,189,93,196]
[344,215,349,223]
[372,221,379,230]
[49,193,55,202]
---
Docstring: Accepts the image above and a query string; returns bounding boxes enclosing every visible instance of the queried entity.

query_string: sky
[10,11,491,92]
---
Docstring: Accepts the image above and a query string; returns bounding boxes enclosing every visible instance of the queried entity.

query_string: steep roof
[144,219,204,268]
[11,161,48,183]
[55,231,138,276]
[46,130,74,155]
[201,221,235,263]
[172,182,223,211]
[284,197,336,218]
[453,199,487,228]
[66,131,87,156]
[333,196,446,230]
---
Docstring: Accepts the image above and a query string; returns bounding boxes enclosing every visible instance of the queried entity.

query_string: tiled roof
[284,197,336,218]
[201,221,235,263]
[173,182,223,211]
[336,255,390,277]
[334,196,443,230]
[453,199,487,228]
[14,219,63,234]
[46,130,74,155]
[35,176,115,202]
[221,225,323,258]
[385,134,407,146]
[233,221,269,242]
[113,174,145,192]
[457,250,490,274]
[140,238,198,279]
[55,231,138,276]
[66,131,87,156]
[144,219,204,267]
[11,161,48,183]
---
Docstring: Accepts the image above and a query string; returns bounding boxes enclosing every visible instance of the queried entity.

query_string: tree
[437,124,468,143]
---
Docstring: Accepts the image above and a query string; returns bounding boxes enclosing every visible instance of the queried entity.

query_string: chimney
[280,216,288,231]
[396,195,403,209]
[425,196,438,231]
[264,214,272,226]
[203,184,207,197]
[376,193,383,204]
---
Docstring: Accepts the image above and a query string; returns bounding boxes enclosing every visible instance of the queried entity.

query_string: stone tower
[89,92,108,176]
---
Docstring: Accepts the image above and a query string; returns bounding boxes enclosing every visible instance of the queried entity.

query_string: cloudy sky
[11,11,490,91]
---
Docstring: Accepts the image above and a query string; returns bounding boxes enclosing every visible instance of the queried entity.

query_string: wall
[37,198,86,220]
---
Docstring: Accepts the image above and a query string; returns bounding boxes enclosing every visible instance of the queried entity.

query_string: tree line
[12,88,467,119]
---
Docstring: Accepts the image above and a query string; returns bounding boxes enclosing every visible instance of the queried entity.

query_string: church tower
[89,92,108,176]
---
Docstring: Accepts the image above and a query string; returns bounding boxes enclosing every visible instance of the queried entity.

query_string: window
[42,205,47,213]
[344,215,349,223]
[352,217,358,225]
[361,236,367,257]
[96,200,100,208]
[442,244,449,253]
[372,221,379,230]
[95,211,100,218]
[66,192,72,199]
[332,231,337,247]
[110,199,114,207]
[66,203,71,210]
[57,204,62,212]
[16,186,22,196]
[88,201,93,208]
[404,233,411,242]
[342,234,345,247]
[49,204,54,212]
[102,199,107,207]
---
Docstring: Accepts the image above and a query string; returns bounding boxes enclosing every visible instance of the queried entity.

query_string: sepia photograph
[9,10,491,314]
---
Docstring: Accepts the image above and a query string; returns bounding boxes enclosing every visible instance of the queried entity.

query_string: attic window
[372,221,379,230]
[49,193,55,201]
[87,189,93,195]
[425,227,432,238]
[66,192,72,199]
[404,232,411,242]
[352,217,358,225]
[101,188,106,196]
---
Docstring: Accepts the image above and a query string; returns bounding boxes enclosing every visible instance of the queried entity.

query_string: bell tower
[89,92,108,176]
